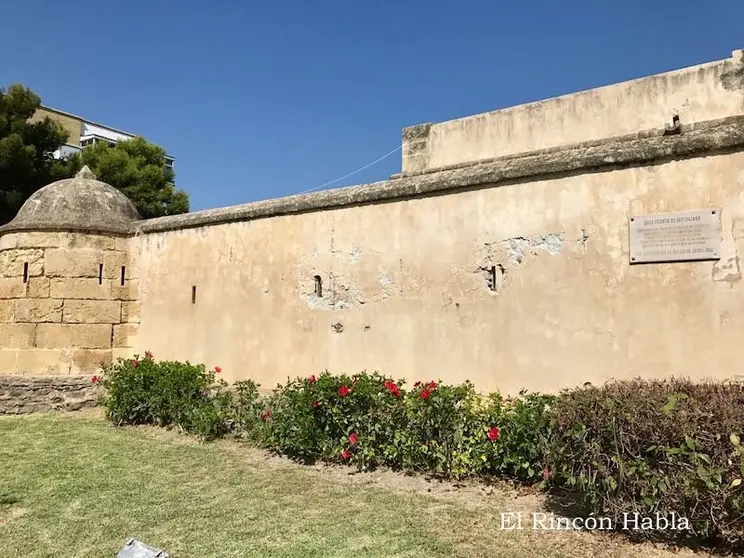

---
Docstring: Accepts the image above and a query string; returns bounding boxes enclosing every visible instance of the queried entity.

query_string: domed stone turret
[0,166,140,235]
[0,166,140,379]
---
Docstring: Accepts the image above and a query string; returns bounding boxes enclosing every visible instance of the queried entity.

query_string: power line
[296,144,402,196]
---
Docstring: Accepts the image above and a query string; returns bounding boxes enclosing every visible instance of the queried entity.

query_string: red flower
[309,374,317,384]
[214,366,222,374]
[312,400,320,408]
[487,426,501,441]
[420,389,431,400]
[339,385,350,398]
[384,380,400,398]
[132,360,139,368]
[349,432,358,445]
[91,375,99,384]
[543,467,553,481]
[341,450,350,460]
[144,351,153,359]
[260,409,272,422]
[428,381,437,390]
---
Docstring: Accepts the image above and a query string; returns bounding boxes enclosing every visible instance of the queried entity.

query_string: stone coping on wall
[134,115,744,234]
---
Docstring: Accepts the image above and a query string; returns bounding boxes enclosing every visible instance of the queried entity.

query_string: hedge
[95,355,744,546]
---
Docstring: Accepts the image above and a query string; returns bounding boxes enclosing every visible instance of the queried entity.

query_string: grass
[0,412,720,558]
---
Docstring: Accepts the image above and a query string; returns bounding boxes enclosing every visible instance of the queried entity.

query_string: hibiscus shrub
[97,353,229,438]
[255,371,552,482]
[228,380,264,443]
[260,372,406,466]
[546,379,744,543]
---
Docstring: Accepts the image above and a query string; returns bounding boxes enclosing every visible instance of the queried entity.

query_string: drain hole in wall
[314,275,323,297]
[121,266,126,286]
[98,263,103,285]
[23,262,28,284]
[192,286,197,304]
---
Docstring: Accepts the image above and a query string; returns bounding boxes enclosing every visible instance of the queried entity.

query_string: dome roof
[0,166,140,235]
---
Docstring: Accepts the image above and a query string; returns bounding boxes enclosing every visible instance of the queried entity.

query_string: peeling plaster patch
[349,247,362,264]
[713,209,741,283]
[303,272,367,310]
[502,233,564,265]
[378,274,399,300]
[713,256,740,282]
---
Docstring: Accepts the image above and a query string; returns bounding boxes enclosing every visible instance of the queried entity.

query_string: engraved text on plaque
[629,209,721,263]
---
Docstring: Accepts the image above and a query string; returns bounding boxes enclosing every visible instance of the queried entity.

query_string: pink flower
[420,389,431,400]
[543,467,553,481]
[214,366,222,374]
[309,374,317,384]
[428,381,438,390]
[487,426,501,441]
[144,351,153,359]
[339,385,350,398]
[132,360,139,368]
[91,375,99,384]
[341,450,350,460]
[261,409,272,422]
[312,400,320,408]
[349,432,358,445]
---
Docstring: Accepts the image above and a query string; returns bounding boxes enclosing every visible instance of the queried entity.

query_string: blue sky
[2,0,743,211]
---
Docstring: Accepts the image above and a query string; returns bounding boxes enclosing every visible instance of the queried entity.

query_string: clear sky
[1,0,743,211]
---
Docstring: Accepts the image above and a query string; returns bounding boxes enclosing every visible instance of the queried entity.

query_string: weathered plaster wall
[132,146,744,395]
[0,232,139,375]
[402,50,744,174]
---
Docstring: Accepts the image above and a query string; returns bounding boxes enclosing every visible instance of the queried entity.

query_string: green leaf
[731,479,742,488]
[731,433,741,447]
[698,453,712,465]
[685,436,696,451]
[644,497,653,507]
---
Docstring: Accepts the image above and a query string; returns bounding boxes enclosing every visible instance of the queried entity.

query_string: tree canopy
[0,82,189,224]
[66,137,189,219]
[0,84,69,224]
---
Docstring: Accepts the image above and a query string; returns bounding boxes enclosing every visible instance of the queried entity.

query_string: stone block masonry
[0,230,139,376]
[0,375,101,414]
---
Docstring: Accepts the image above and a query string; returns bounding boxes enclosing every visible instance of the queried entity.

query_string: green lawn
[0,413,715,558]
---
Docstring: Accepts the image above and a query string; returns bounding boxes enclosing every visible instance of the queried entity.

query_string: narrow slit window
[488,266,497,292]
[120,266,126,286]
[314,275,322,297]
[98,263,104,285]
[23,262,29,284]
[191,286,197,304]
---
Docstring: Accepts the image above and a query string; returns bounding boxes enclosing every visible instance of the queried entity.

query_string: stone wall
[0,375,101,414]
[130,116,744,395]
[0,231,138,375]
[402,49,744,174]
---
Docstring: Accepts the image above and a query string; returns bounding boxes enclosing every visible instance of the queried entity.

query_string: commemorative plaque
[629,209,721,264]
